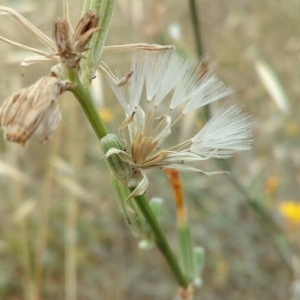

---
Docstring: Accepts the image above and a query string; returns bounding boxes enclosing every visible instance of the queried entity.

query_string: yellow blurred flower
[279,201,300,225]
[286,122,299,137]
[99,108,113,123]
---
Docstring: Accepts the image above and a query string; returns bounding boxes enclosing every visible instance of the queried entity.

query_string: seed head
[103,50,252,199]
[0,76,73,146]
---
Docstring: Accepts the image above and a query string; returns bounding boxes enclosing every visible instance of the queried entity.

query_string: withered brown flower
[0,5,174,82]
[0,6,100,70]
[53,11,101,69]
[0,76,73,146]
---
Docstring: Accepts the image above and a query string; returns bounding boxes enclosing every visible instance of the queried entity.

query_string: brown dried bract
[73,11,100,53]
[53,19,72,61]
[0,76,74,146]
[178,285,194,300]
[53,11,101,69]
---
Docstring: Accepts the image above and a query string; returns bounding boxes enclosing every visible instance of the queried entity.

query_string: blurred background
[0,0,299,299]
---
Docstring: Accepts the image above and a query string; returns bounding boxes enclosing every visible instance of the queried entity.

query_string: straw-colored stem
[34,128,62,296]
[64,101,85,300]
[10,148,37,300]
[65,184,78,300]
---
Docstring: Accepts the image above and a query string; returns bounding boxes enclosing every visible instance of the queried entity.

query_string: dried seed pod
[101,133,133,185]
[73,11,100,53]
[0,76,74,146]
[53,19,72,57]
[53,11,101,69]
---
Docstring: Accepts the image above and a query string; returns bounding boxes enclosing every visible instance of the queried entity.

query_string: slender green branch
[178,223,195,282]
[133,193,188,288]
[75,0,188,289]
[69,68,188,288]
[188,0,210,120]
[217,159,293,275]
[81,0,115,86]
[188,0,204,58]
[68,68,108,140]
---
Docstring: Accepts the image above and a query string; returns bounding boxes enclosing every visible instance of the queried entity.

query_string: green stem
[133,193,188,288]
[81,0,115,86]
[188,0,204,58]
[68,68,108,139]
[178,222,195,282]
[188,0,211,120]
[217,159,293,275]
[69,68,188,288]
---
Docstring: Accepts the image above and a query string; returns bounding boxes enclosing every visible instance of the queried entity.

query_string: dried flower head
[0,5,175,83]
[53,11,101,69]
[0,6,100,69]
[0,76,73,146]
[102,51,252,198]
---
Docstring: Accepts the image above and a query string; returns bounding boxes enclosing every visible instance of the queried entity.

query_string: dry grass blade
[0,6,56,51]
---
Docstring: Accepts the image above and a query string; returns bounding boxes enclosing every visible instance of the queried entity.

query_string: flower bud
[101,133,133,184]
[149,197,166,223]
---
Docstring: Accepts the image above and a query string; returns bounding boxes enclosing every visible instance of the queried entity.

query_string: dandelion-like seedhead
[102,50,252,198]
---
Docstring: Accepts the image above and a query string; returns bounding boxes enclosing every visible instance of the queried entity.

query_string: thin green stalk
[81,0,115,86]
[75,0,188,289]
[217,159,293,274]
[112,178,146,236]
[133,193,188,288]
[70,67,188,288]
[188,0,210,120]
[189,0,204,58]
[178,223,195,282]
[82,0,92,13]
[68,68,108,139]
[165,169,195,285]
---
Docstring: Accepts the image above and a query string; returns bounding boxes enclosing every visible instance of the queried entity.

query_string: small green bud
[193,246,205,276]
[138,239,154,250]
[149,197,166,223]
[101,134,133,184]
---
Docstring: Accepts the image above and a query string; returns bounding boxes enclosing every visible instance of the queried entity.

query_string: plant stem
[133,193,188,288]
[68,68,108,139]
[165,169,195,283]
[188,0,210,120]
[217,159,294,274]
[35,127,62,297]
[189,0,204,58]
[65,101,84,300]
[70,67,188,288]
[81,0,115,86]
